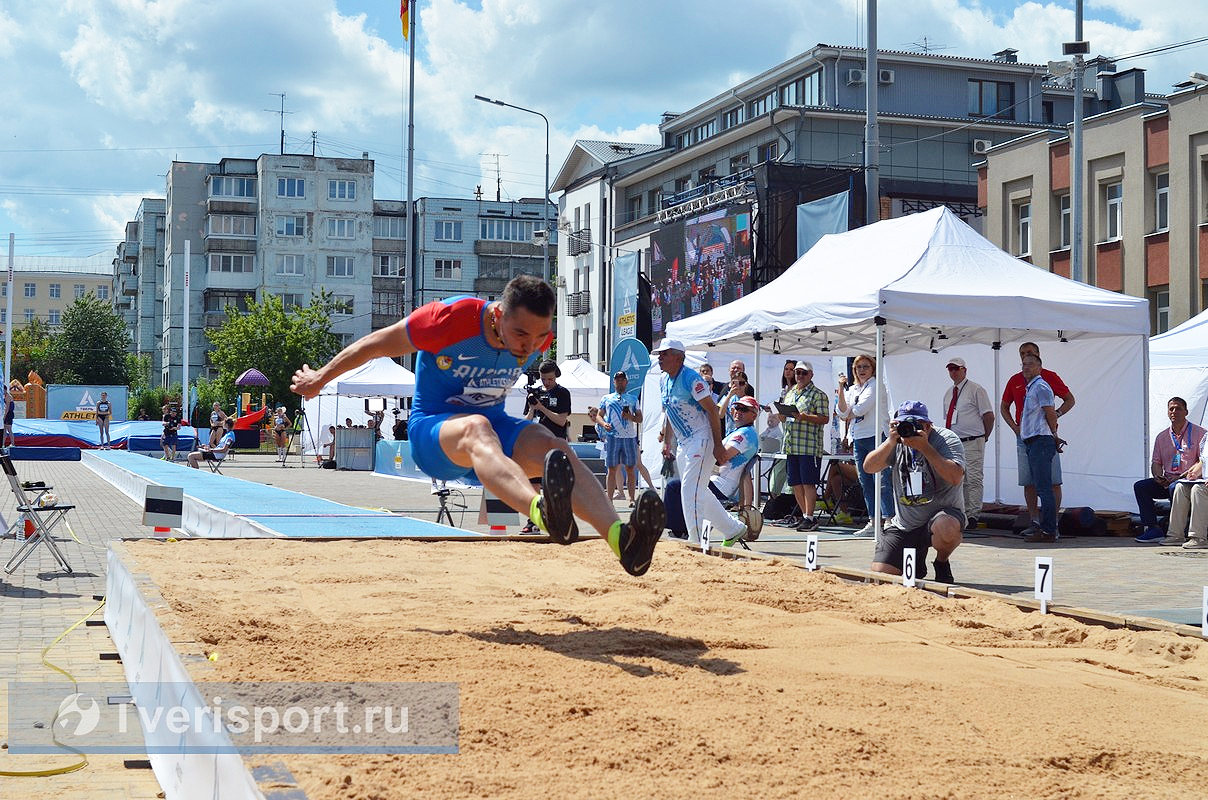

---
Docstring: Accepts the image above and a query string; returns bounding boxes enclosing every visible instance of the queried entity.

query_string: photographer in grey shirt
[862,401,966,584]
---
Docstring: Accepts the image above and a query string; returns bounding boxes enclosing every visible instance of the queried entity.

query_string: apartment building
[114,198,166,374]
[980,78,1208,333]
[1,254,114,331]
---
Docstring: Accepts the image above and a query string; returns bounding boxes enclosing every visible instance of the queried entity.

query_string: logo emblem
[57,693,101,737]
[436,356,453,370]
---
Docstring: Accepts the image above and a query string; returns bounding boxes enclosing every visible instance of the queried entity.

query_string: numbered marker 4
[700,520,712,554]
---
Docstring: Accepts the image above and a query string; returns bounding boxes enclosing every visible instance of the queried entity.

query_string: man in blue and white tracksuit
[655,338,747,545]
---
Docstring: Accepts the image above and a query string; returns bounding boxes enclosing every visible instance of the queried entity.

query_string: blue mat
[91,451,482,539]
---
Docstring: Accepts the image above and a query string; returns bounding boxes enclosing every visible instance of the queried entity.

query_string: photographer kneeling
[521,360,572,532]
[862,401,966,584]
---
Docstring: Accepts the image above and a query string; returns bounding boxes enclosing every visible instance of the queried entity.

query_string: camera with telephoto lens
[896,419,920,439]
[526,384,543,409]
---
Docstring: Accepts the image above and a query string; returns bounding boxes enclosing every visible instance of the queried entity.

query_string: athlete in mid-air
[291,275,665,576]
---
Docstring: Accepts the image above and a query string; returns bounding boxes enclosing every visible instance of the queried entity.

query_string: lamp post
[474,94,550,285]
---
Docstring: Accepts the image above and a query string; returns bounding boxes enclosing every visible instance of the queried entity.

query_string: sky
[0,0,1205,258]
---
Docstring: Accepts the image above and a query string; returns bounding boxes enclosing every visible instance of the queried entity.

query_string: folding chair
[204,452,226,474]
[2,455,75,574]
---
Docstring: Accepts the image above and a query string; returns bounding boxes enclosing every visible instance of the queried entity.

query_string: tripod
[281,409,308,468]
[434,488,466,527]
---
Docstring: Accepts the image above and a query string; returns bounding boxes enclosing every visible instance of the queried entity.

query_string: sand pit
[122,537,1208,799]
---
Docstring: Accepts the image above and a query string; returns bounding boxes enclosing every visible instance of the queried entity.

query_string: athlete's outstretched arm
[291,317,416,399]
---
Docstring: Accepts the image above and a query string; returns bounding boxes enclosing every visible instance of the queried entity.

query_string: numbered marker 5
[805,535,818,571]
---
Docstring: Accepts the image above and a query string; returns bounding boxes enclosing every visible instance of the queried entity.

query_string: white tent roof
[666,207,1149,353]
[556,358,612,391]
[1150,308,1208,368]
[320,357,415,397]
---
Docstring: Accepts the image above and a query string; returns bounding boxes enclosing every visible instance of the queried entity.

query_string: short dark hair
[501,274,555,318]
[539,360,560,378]
[1169,396,1188,410]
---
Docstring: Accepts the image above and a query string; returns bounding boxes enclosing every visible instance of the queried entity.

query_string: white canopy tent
[1149,308,1208,434]
[300,357,416,454]
[665,207,1151,512]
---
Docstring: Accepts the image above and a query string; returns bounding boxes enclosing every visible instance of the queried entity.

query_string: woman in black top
[95,391,113,449]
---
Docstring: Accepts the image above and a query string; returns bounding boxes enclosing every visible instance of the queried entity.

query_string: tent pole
[752,332,763,400]
[993,331,1002,506]
[873,319,885,541]
[1141,333,1150,482]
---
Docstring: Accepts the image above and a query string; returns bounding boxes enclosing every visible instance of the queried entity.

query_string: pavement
[0,451,1204,797]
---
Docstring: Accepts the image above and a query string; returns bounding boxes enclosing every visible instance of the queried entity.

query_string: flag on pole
[400,0,409,40]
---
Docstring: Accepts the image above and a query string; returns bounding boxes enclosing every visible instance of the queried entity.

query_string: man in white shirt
[941,358,995,529]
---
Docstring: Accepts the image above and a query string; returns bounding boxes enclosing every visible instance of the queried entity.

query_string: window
[968,79,1015,119]
[208,253,254,273]
[1150,287,1170,333]
[434,259,462,280]
[692,119,716,144]
[277,177,305,198]
[328,179,356,200]
[674,132,690,150]
[729,153,750,174]
[626,196,642,223]
[276,215,306,237]
[0,309,5,323]
[280,293,305,310]
[209,214,256,237]
[647,188,663,212]
[698,166,716,185]
[1015,202,1031,257]
[74,284,85,299]
[1,284,5,297]
[780,77,808,106]
[1042,100,1055,124]
[327,218,355,239]
[374,254,402,277]
[480,219,536,241]
[1058,193,1072,249]
[1104,181,1123,241]
[373,290,403,317]
[204,289,255,313]
[24,309,34,323]
[748,90,777,118]
[332,295,354,315]
[1154,172,1170,232]
[674,176,692,193]
[23,283,34,298]
[48,309,60,325]
[374,216,407,238]
[96,285,109,300]
[327,256,355,277]
[758,140,779,162]
[49,283,60,299]
[210,175,256,198]
[434,220,462,241]
[277,254,305,276]
[722,106,744,130]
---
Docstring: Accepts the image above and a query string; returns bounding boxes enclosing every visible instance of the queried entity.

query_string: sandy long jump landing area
[124,537,1208,800]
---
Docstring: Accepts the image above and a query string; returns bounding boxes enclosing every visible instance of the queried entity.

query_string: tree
[9,317,54,384]
[205,293,342,413]
[43,294,132,385]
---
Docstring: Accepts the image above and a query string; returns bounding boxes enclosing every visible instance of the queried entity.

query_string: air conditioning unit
[878,69,895,85]
[554,276,566,288]
[845,69,867,86]
[971,139,994,155]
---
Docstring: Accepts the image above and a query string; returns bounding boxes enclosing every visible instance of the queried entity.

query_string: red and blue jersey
[406,296,551,416]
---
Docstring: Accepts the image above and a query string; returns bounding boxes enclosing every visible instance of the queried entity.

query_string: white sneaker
[1182,539,1208,550]
[1161,535,1187,546]
[851,522,877,538]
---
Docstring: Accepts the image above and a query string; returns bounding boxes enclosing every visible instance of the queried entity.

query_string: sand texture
[124,538,1208,800]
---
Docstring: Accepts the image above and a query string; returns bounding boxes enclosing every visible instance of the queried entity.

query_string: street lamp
[474,94,551,285]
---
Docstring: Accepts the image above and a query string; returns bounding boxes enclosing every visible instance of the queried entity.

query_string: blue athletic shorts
[604,436,638,468]
[786,454,821,487]
[408,407,534,481]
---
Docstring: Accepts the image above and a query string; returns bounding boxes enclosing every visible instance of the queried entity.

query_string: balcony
[566,290,591,317]
[567,228,591,256]
[474,240,542,257]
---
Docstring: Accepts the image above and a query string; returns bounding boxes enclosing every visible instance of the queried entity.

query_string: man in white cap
[941,357,995,529]
[656,338,752,545]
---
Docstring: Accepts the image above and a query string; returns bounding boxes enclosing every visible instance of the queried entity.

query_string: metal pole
[5,234,12,394]
[182,239,190,423]
[473,95,551,282]
[1071,0,1085,283]
[406,2,418,314]
[864,0,880,226]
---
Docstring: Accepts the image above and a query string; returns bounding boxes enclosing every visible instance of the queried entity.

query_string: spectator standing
[657,339,750,545]
[940,358,995,528]
[771,363,829,532]
[3,386,16,450]
[1008,353,1060,542]
[600,371,641,505]
[837,354,895,534]
[160,402,180,461]
[1134,397,1206,543]
[94,391,113,449]
[1000,342,1074,529]
[698,363,726,402]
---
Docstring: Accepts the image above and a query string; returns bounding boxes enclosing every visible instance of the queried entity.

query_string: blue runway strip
[89,450,483,539]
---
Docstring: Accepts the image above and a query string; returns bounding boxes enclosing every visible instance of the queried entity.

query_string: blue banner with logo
[611,251,639,351]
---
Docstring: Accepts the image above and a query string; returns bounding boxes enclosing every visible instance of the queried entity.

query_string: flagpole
[404,1,417,318]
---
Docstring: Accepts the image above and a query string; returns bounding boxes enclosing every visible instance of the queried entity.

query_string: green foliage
[10,317,54,384]
[191,377,232,427]
[130,383,181,421]
[205,293,342,415]
[43,294,132,385]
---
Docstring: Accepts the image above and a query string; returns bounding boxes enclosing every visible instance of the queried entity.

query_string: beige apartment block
[980,81,1208,333]
[1,254,114,331]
